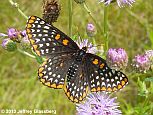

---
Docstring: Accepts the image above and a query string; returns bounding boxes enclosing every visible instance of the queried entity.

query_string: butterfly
[26,16,128,103]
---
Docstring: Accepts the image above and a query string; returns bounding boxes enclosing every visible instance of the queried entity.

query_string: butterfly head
[82,47,87,52]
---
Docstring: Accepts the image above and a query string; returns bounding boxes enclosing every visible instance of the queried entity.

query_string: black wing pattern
[63,60,88,103]
[26,16,79,57]
[85,53,128,92]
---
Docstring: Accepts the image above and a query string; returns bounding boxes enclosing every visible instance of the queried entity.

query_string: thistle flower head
[86,23,96,37]
[75,38,98,54]
[7,28,21,42]
[99,0,135,7]
[106,48,128,70]
[76,93,122,115]
[43,0,61,24]
[132,54,150,73]
[1,38,17,52]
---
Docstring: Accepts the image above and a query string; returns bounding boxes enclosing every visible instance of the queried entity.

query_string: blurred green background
[0,0,153,115]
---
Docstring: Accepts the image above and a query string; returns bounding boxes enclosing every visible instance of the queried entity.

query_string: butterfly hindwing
[38,52,75,89]
[26,16,79,56]
[85,53,128,92]
[63,60,88,103]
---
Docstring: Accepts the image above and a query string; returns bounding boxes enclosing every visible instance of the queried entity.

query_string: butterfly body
[26,16,128,103]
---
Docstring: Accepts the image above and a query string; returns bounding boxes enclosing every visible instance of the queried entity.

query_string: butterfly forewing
[85,53,128,92]
[26,16,79,56]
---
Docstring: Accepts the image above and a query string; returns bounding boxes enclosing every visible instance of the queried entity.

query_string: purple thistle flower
[75,38,98,54]
[20,30,30,50]
[106,48,128,70]
[99,0,135,7]
[86,23,96,37]
[21,30,30,44]
[76,93,122,115]
[132,54,150,73]
[7,28,21,41]
[21,30,27,37]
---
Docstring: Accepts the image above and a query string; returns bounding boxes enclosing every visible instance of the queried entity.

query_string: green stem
[9,0,28,19]
[83,2,103,35]
[103,5,108,54]
[18,49,35,59]
[68,0,73,37]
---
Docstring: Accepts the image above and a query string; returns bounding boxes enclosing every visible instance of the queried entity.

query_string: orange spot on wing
[51,83,56,88]
[121,80,125,86]
[29,19,34,23]
[118,84,122,89]
[36,50,41,56]
[82,92,87,98]
[70,96,74,101]
[33,45,38,50]
[27,24,32,28]
[56,84,63,89]
[113,87,118,91]
[100,63,105,69]
[28,34,32,38]
[55,34,60,40]
[79,96,83,101]
[45,82,51,87]
[39,73,43,77]
[101,86,106,91]
[67,92,70,97]
[42,60,47,66]
[38,67,44,73]
[40,78,45,83]
[62,39,69,45]
[63,84,67,92]
[29,39,35,44]
[92,59,99,65]
[97,87,101,91]
[30,16,36,20]
[91,88,96,92]
[26,29,31,33]
[124,77,128,83]
[107,87,112,92]
[74,98,79,103]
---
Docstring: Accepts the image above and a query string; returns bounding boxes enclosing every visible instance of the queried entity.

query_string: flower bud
[86,23,96,37]
[43,0,61,24]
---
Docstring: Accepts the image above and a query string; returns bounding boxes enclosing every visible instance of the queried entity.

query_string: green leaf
[145,77,153,82]
[71,34,78,41]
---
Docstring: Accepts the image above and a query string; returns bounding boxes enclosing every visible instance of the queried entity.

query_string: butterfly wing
[85,53,128,92]
[63,60,88,103]
[38,52,76,89]
[26,16,79,57]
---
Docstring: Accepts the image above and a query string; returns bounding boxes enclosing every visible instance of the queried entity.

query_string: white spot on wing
[44,26,50,29]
